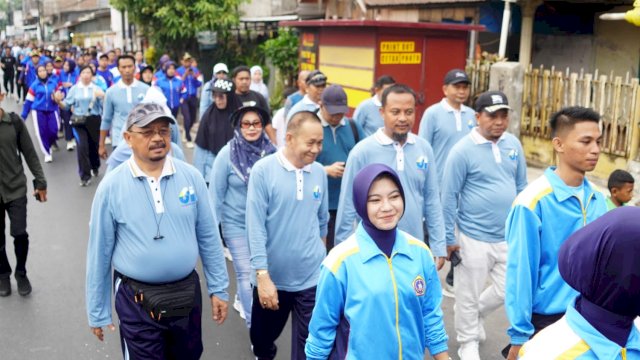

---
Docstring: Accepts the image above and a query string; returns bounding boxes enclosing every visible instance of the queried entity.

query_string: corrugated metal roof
[365,0,484,6]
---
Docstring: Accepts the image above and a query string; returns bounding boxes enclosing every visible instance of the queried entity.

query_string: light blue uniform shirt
[86,157,229,327]
[352,95,383,137]
[246,150,329,292]
[441,129,527,244]
[100,80,150,147]
[306,225,448,359]
[335,129,446,257]
[418,98,476,183]
[211,144,250,239]
[61,82,103,116]
[286,95,319,122]
[520,299,640,359]
[505,167,607,345]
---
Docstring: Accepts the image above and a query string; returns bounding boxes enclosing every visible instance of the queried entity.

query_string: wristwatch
[256,270,269,277]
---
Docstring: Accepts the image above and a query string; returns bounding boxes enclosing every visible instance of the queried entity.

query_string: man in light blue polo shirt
[352,75,395,137]
[246,111,329,360]
[335,84,446,268]
[441,91,527,360]
[418,68,476,297]
[86,103,229,359]
[286,70,326,122]
[99,54,150,159]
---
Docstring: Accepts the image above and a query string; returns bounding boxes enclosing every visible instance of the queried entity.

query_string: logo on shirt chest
[416,156,429,170]
[413,275,426,296]
[312,185,322,200]
[178,186,197,205]
[467,119,475,129]
[508,149,518,160]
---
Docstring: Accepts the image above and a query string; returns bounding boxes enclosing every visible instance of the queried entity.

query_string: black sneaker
[91,169,99,177]
[15,274,32,296]
[0,277,10,297]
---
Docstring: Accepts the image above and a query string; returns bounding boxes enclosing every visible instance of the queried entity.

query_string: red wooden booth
[279,20,484,132]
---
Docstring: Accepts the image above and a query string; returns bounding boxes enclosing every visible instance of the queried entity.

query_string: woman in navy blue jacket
[21,64,61,163]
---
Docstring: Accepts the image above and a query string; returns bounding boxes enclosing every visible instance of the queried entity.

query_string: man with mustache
[503,106,607,359]
[441,91,527,360]
[86,102,229,359]
[335,84,446,268]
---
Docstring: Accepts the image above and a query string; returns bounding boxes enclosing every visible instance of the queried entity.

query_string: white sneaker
[458,341,480,360]
[223,247,233,261]
[66,140,76,151]
[44,154,53,163]
[185,141,195,149]
[105,136,112,145]
[233,294,246,320]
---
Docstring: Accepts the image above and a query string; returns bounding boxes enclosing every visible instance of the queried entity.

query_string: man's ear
[552,136,564,154]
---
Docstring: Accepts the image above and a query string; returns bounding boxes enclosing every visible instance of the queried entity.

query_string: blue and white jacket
[505,167,607,345]
[306,225,448,360]
[22,77,61,117]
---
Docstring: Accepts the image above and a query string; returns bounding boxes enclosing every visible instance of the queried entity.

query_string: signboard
[379,41,422,65]
[300,32,318,71]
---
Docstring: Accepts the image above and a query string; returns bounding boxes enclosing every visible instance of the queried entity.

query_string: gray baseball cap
[126,102,176,130]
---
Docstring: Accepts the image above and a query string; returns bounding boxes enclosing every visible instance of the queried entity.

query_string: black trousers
[60,108,74,142]
[74,116,101,181]
[3,74,14,95]
[0,196,29,277]
[181,96,198,141]
[326,210,337,251]
[250,286,316,360]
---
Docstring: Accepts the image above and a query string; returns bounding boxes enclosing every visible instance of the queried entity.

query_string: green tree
[260,28,299,87]
[110,0,244,58]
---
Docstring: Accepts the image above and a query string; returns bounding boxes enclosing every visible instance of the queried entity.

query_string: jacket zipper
[385,254,403,360]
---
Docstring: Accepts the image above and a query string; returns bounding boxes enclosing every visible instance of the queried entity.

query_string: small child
[606,169,635,210]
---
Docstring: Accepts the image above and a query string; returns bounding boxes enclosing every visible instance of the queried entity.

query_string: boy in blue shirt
[504,106,608,360]
[246,111,329,360]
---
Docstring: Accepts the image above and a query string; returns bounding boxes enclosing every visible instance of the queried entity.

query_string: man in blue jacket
[315,85,364,251]
[504,106,607,360]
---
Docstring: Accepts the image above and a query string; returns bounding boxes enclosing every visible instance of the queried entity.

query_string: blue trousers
[114,272,203,360]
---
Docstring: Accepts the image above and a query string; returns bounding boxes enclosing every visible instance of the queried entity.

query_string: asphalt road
[0,96,512,360]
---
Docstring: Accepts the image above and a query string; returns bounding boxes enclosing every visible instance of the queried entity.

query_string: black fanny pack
[70,114,88,127]
[120,270,198,321]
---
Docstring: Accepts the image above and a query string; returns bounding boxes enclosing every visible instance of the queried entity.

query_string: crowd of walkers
[1,39,639,360]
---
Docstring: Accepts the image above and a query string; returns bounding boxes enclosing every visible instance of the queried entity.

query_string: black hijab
[194,91,243,154]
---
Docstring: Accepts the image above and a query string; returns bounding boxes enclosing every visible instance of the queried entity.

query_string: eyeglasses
[240,121,262,129]
[129,128,171,138]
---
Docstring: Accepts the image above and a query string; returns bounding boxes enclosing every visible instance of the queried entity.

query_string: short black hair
[381,84,416,107]
[608,169,635,191]
[549,106,600,137]
[116,54,135,67]
[79,65,95,76]
[374,75,396,89]
[99,54,108,60]
[231,65,250,79]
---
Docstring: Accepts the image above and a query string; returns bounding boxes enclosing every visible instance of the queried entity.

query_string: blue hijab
[352,164,405,257]
[559,206,640,347]
[229,106,276,184]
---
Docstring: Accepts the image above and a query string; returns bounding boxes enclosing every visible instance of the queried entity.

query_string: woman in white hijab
[249,65,269,102]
